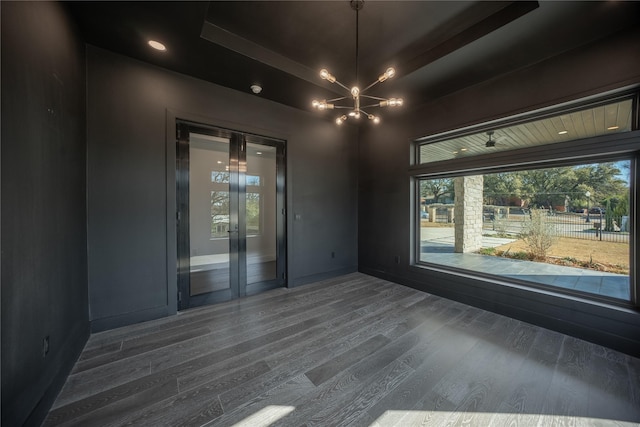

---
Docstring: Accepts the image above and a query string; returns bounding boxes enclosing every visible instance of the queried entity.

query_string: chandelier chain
[355,3,359,85]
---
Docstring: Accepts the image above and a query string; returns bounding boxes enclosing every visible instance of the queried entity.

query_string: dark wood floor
[45,273,640,426]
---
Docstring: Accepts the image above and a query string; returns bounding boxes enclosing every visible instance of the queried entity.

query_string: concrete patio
[420,227,630,301]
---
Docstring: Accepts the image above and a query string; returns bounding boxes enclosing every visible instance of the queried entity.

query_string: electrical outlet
[42,336,50,357]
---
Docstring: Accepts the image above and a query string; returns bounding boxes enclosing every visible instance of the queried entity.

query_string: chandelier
[312,0,403,125]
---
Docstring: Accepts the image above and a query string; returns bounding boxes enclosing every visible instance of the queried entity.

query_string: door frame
[174,118,287,310]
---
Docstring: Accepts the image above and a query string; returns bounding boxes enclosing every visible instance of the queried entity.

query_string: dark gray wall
[358,26,640,356]
[1,2,88,426]
[86,46,358,331]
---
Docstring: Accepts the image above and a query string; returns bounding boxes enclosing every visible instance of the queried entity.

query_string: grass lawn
[491,237,629,274]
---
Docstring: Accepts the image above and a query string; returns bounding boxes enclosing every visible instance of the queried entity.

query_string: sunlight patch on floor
[231,405,295,427]
[374,410,638,426]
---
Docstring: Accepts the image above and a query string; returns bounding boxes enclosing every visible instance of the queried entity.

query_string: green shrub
[478,247,496,256]
[520,209,557,260]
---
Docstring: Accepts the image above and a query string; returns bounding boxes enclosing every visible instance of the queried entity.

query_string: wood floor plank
[108,361,270,427]
[363,308,495,426]
[628,356,640,412]
[486,328,563,427]
[83,273,364,350]
[44,376,178,426]
[47,272,640,426]
[216,295,413,411]
[77,341,122,362]
[585,352,640,422]
[51,361,151,410]
[48,312,334,424]
[177,290,400,394]
[206,375,316,427]
[304,334,392,386]
[72,326,211,374]
[394,315,522,426]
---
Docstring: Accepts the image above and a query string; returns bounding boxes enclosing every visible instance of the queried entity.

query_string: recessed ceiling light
[607,126,619,130]
[256,152,263,155]
[558,130,568,135]
[148,40,166,51]
[217,161,223,164]
[250,85,262,94]
[460,148,468,152]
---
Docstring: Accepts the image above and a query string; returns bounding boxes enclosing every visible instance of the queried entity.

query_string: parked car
[420,211,429,219]
[589,207,605,214]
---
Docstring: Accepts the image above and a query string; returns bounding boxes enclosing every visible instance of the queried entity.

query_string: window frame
[411,90,640,308]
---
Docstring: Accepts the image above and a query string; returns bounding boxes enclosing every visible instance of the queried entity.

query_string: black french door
[176,121,286,309]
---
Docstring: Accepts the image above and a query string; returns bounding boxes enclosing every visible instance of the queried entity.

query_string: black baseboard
[90,305,169,333]
[289,266,358,288]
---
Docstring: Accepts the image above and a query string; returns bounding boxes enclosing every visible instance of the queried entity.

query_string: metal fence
[483,207,629,243]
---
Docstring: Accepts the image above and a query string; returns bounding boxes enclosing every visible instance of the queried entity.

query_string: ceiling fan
[485,131,496,147]
[484,130,510,148]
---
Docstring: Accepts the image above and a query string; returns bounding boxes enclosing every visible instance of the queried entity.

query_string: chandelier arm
[360,94,388,101]
[362,80,381,93]
[361,103,383,109]
[333,105,353,109]
[327,96,349,103]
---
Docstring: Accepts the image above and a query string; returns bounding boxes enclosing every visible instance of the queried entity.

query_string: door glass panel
[189,133,231,295]
[246,142,277,284]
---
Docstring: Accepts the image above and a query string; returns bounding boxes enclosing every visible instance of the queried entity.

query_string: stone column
[454,175,484,253]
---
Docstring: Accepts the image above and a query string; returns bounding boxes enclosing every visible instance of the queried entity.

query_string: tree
[211,172,230,237]
[573,163,628,205]
[420,178,454,203]
[482,162,629,210]
[483,172,523,205]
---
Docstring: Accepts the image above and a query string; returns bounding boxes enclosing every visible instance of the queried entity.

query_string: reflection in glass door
[245,142,278,285]
[176,122,286,309]
[189,133,232,296]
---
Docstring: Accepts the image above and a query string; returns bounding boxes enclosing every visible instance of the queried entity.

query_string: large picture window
[413,92,638,305]
[417,161,631,301]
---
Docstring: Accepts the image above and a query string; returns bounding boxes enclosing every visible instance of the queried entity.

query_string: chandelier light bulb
[351,86,360,97]
[317,101,334,110]
[373,116,380,124]
[312,100,319,108]
[386,67,396,78]
[378,67,396,82]
[320,69,336,83]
